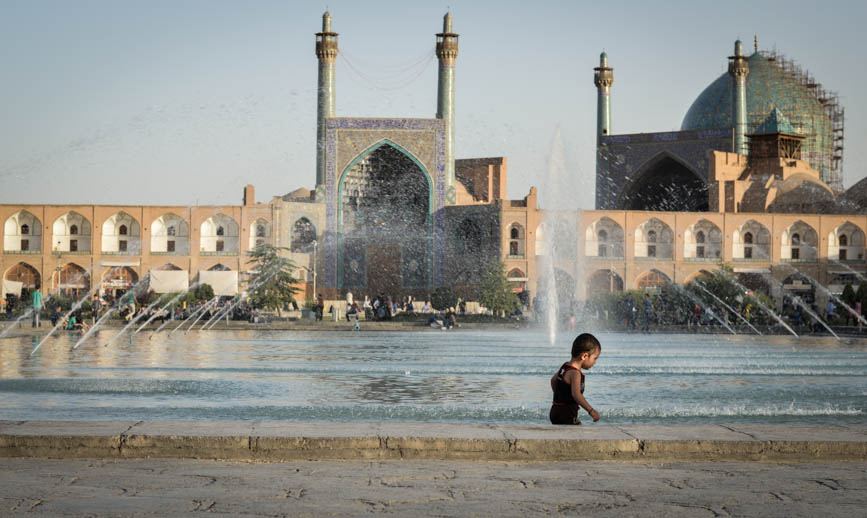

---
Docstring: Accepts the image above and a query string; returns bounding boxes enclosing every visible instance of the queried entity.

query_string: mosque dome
[839,176,867,214]
[681,52,838,189]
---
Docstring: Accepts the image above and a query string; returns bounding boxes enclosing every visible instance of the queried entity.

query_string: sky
[1,0,865,210]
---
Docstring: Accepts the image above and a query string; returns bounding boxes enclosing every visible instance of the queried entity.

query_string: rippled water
[1,329,865,424]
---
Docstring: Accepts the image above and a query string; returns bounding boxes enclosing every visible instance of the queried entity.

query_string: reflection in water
[0,330,864,424]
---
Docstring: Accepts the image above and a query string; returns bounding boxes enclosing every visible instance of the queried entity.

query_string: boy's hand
[588,409,600,422]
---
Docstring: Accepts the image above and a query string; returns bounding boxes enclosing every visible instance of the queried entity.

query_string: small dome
[840,176,867,213]
[767,173,836,213]
[681,52,836,186]
[283,188,312,201]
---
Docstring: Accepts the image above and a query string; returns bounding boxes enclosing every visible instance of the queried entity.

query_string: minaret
[315,11,338,188]
[593,52,614,142]
[436,12,459,194]
[728,39,749,155]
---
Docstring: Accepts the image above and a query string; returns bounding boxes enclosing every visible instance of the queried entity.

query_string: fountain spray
[692,281,762,335]
[717,271,799,338]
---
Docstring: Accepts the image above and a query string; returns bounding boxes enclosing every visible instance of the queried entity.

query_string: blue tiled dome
[681,52,835,185]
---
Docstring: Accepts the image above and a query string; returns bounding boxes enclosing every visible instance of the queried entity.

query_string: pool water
[1,329,865,424]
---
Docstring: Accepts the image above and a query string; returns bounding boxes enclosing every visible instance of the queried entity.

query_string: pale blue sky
[1,0,865,209]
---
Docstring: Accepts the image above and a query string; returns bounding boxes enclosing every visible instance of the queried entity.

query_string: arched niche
[4,210,42,253]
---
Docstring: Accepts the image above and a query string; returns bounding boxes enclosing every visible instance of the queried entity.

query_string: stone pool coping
[1,421,865,462]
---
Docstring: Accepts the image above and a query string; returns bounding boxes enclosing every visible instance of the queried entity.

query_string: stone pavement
[1,457,865,517]
[1,422,866,516]
[2,421,866,462]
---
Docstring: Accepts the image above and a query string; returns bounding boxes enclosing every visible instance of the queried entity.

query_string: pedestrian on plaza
[315,293,324,321]
[31,285,43,328]
[549,333,602,425]
[50,305,62,327]
[642,295,653,332]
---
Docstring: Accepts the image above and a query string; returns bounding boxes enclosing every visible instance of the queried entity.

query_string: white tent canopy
[148,270,189,294]
[2,279,23,299]
[198,270,238,296]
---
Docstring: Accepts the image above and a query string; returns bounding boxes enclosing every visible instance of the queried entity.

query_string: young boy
[550,333,601,425]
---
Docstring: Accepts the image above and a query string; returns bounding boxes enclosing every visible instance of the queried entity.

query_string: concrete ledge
[0,421,865,462]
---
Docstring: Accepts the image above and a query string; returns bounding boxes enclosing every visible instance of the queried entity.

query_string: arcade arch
[781,221,818,261]
[636,269,671,292]
[53,263,90,298]
[4,210,42,253]
[828,222,865,262]
[634,218,673,259]
[52,211,91,253]
[683,219,722,260]
[200,214,239,254]
[733,220,771,260]
[587,269,623,298]
[249,219,271,249]
[291,217,317,253]
[507,222,525,257]
[102,266,138,298]
[151,213,189,255]
[102,211,140,254]
[584,217,623,258]
[3,262,41,291]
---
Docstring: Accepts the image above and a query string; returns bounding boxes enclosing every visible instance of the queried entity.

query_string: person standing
[31,285,44,328]
[642,295,653,332]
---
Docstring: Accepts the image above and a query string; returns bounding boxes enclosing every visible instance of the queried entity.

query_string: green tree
[857,281,867,314]
[841,284,857,307]
[431,287,457,311]
[186,283,215,305]
[478,260,518,316]
[245,244,301,317]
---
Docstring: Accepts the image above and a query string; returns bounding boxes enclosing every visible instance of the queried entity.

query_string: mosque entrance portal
[622,155,708,211]
[339,143,432,296]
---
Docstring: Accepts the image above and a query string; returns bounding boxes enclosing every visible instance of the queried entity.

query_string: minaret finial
[754,35,758,54]
[443,11,453,33]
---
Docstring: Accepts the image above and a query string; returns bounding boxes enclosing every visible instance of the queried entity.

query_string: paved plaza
[2,457,866,517]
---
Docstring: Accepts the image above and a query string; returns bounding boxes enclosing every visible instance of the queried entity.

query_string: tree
[857,281,867,314]
[841,284,857,307]
[478,260,518,316]
[431,287,457,311]
[245,244,302,317]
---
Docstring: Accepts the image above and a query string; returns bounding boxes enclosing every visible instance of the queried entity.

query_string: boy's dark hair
[571,333,601,358]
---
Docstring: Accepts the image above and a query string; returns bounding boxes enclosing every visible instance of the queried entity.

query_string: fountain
[692,280,762,335]
[669,282,737,334]
[717,270,799,338]
[180,296,219,335]
[0,265,95,341]
[133,282,201,336]
[538,125,573,345]
[757,272,839,339]
[71,273,153,350]
[778,264,867,330]
[29,265,101,356]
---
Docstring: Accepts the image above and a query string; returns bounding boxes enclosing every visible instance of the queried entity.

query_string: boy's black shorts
[549,404,581,425]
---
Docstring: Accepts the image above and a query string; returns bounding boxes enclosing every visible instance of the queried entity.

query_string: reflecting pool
[1,329,865,424]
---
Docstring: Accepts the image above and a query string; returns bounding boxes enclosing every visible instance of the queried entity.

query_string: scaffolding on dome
[758,50,845,191]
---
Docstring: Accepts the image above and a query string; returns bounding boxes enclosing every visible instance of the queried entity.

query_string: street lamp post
[312,240,317,300]
[53,241,62,295]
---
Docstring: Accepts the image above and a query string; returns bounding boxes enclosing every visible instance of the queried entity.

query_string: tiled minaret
[594,52,614,142]
[315,11,338,189]
[728,40,750,155]
[436,12,459,199]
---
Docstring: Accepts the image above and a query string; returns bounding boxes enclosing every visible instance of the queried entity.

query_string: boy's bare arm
[569,373,601,422]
